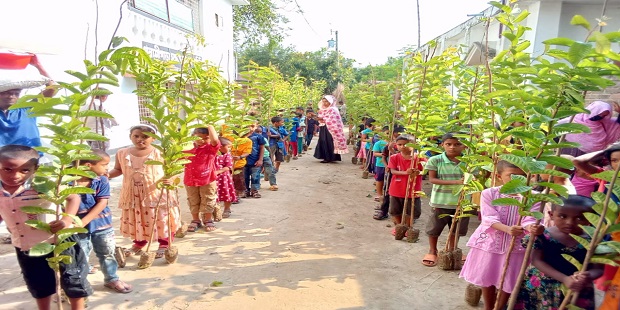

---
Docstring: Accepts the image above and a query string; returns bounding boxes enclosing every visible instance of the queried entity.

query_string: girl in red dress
[216,137,237,218]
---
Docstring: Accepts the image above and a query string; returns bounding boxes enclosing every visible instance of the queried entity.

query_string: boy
[267,117,286,172]
[373,125,405,220]
[297,111,306,155]
[305,111,319,150]
[255,126,278,191]
[372,126,390,201]
[184,125,221,232]
[75,149,132,293]
[423,133,467,267]
[245,123,266,198]
[387,135,425,230]
[0,145,92,309]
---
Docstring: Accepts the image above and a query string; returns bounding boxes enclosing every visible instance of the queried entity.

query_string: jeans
[77,228,119,284]
[244,165,262,192]
[306,133,314,146]
[298,136,304,153]
[263,157,277,186]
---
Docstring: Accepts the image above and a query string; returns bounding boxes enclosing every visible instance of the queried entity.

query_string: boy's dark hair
[496,160,520,174]
[194,127,209,135]
[130,124,157,134]
[219,137,232,146]
[551,195,595,212]
[0,145,39,167]
[77,149,110,165]
[271,116,283,124]
[442,132,460,142]
[382,126,390,131]
[603,143,620,161]
[393,125,405,134]
[365,118,375,127]
[395,134,415,143]
[296,106,304,111]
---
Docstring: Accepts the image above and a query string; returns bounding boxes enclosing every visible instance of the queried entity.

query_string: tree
[233,0,290,49]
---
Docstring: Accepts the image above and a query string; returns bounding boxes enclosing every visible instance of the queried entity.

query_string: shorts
[425,207,472,237]
[374,166,386,181]
[270,145,284,162]
[389,196,422,219]
[16,234,93,299]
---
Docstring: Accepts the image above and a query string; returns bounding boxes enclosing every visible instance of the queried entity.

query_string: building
[416,0,620,102]
[0,0,248,149]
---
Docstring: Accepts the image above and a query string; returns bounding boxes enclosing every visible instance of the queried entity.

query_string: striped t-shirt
[426,152,464,209]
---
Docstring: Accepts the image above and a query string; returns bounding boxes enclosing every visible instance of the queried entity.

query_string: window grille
[130,0,202,33]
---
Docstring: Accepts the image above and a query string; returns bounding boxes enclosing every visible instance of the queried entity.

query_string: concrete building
[0,0,247,149]
[416,0,620,102]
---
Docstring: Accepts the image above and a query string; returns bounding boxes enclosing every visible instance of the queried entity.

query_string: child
[297,110,306,155]
[255,126,278,191]
[373,125,405,220]
[387,134,425,231]
[423,133,468,267]
[268,117,285,173]
[289,115,300,160]
[245,122,266,198]
[75,149,132,293]
[231,130,253,200]
[305,111,319,150]
[181,126,221,232]
[460,160,542,310]
[0,145,92,309]
[515,195,602,310]
[537,156,576,227]
[372,126,390,201]
[358,120,374,170]
[108,125,180,257]
[216,138,237,218]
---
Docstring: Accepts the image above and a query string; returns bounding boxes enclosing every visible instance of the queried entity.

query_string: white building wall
[0,0,241,150]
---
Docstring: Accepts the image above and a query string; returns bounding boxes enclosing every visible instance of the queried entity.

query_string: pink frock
[216,153,237,203]
[459,187,538,293]
[116,147,180,243]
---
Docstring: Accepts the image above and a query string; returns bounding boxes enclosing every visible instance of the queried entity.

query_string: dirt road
[0,142,479,310]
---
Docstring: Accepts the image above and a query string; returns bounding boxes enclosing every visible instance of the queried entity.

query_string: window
[215,13,223,28]
[130,0,201,33]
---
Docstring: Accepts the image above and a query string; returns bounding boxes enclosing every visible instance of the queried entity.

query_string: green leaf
[77,110,114,119]
[20,206,57,215]
[591,257,620,266]
[583,212,601,226]
[592,171,619,183]
[543,37,576,47]
[570,15,591,31]
[570,233,591,249]
[536,182,569,197]
[145,160,164,165]
[599,241,620,254]
[28,242,54,257]
[595,244,616,255]
[538,155,574,170]
[61,168,97,179]
[25,220,52,233]
[59,187,95,196]
[561,253,584,270]
[56,227,88,243]
[62,213,84,227]
[499,178,532,195]
[567,42,593,66]
[492,197,524,208]
[591,31,612,54]
[54,241,76,256]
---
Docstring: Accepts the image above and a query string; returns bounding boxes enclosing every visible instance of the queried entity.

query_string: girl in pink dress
[108,124,180,259]
[216,138,237,218]
[459,160,543,310]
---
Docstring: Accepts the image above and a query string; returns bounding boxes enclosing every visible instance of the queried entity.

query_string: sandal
[155,248,165,259]
[251,190,262,198]
[373,211,388,220]
[123,245,144,256]
[187,220,202,232]
[222,210,231,218]
[422,254,438,267]
[270,185,278,191]
[204,220,216,232]
[104,280,133,294]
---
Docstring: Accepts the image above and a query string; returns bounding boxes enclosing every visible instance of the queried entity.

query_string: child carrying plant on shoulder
[215,138,237,219]
[0,145,92,309]
[373,125,405,221]
[372,126,390,202]
[75,149,132,294]
[255,126,278,191]
[459,160,543,310]
[357,119,374,170]
[422,133,468,267]
[268,117,285,173]
[108,125,180,257]
[289,115,300,160]
[245,122,266,198]
[515,195,602,310]
[387,134,425,233]
[181,126,221,232]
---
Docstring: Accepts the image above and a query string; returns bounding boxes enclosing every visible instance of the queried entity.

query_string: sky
[280,0,492,66]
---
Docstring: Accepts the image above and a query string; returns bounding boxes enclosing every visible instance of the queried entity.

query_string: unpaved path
[0,141,479,310]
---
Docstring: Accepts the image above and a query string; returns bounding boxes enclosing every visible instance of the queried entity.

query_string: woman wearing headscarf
[559,100,620,156]
[314,95,349,163]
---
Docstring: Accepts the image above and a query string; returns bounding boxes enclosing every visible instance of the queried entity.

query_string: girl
[459,160,543,310]
[516,195,602,310]
[357,120,374,169]
[108,124,180,259]
[216,137,237,218]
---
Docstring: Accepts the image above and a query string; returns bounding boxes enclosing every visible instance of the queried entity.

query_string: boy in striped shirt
[422,133,467,267]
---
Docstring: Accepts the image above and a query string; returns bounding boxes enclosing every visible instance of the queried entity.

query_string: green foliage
[233,0,289,49]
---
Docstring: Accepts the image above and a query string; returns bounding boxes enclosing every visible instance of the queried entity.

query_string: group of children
[356,116,620,309]
[0,103,322,309]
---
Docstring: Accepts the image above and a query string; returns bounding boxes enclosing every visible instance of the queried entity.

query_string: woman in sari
[314,95,349,163]
[559,100,620,156]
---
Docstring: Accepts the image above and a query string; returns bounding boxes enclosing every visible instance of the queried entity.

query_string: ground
[0,141,480,310]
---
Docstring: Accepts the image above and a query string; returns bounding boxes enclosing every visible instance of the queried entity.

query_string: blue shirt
[247,133,266,166]
[0,108,41,147]
[268,127,280,147]
[77,176,113,233]
[290,118,299,142]
[277,126,289,148]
